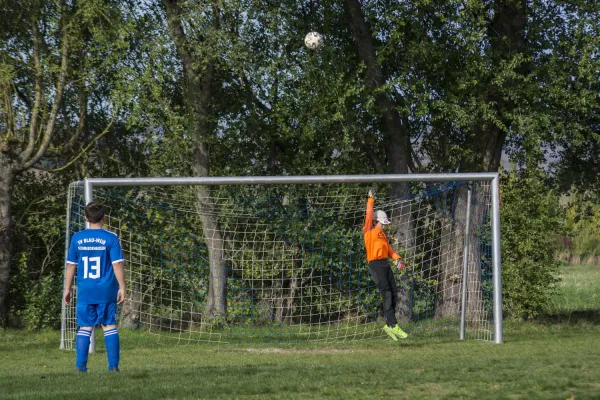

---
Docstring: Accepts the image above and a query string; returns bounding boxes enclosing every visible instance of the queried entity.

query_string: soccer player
[63,202,126,372]
[363,190,409,341]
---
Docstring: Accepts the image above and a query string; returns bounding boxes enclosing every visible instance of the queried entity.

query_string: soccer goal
[60,174,502,350]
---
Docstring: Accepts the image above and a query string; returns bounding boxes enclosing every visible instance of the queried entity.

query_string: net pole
[491,175,503,344]
[459,186,472,340]
[60,183,74,349]
[84,178,96,353]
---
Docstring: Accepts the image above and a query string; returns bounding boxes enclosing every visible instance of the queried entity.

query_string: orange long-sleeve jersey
[363,198,401,263]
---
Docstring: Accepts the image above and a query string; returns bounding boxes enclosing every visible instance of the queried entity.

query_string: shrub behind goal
[60,174,502,349]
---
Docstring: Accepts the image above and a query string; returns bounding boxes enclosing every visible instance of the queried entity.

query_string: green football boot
[383,325,399,341]
[391,325,408,339]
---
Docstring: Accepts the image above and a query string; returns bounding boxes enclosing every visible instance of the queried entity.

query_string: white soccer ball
[304,31,324,50]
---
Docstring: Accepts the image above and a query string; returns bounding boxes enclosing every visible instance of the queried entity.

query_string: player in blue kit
[64,202,126,373]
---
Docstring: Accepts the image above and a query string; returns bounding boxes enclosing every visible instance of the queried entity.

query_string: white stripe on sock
[77,330,92,337]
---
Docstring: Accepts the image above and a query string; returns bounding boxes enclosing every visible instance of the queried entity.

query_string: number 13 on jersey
[82,256,101,279]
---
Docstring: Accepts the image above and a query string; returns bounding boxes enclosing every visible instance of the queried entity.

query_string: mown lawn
[1,266,599,400]
[552,265,600,316]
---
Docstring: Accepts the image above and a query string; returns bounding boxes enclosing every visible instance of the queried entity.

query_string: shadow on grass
[541,310,600,326]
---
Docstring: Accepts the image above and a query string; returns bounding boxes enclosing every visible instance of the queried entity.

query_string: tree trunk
[436,184,470,318]
[188,80,225,317]
[0,157,15,325]
[163,0,225,317]
[391,182,415,322]
[436,184,490,323]
[189,97,225,318]
[465,186,487,324]
[343,0,414,321]
[435,0,526,321]
[274,276,298,324]
[196,186,226,317]
[120,281,142,329]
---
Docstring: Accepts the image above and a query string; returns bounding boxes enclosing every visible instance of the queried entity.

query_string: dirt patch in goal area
[244,348,361,355]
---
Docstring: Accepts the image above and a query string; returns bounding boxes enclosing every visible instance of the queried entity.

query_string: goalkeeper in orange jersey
[363,190,408,341]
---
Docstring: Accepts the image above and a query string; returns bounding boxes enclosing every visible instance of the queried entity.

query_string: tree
[4,0,596,326]
[408,0,599,318]
[161,0,244,317]
[0,1,72,322]
[341,0,415,319]
[0,0,138,323]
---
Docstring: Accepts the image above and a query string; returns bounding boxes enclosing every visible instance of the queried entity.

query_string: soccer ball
[304,32,324,50]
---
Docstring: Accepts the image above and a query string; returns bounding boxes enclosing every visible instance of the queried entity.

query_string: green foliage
[7,172,68,329]
[9,253,62,330]
[559,199,600,260]
[500,170,564,319]
[1,0,151,327]
[3,0,599,328]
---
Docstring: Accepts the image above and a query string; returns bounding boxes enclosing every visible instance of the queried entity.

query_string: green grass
[552,265,600,316]
[1,266,599,400]
[2,325,600,399]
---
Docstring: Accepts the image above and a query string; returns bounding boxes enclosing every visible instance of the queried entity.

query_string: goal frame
[60,173,503,350]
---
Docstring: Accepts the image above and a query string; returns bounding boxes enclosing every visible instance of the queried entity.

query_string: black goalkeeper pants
[368,259,398,326]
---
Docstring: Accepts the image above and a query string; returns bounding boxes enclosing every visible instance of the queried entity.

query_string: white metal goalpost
[60,173,503,350]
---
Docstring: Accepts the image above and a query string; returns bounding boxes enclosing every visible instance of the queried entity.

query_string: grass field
[1,266,599,400]
[552,265,600,316]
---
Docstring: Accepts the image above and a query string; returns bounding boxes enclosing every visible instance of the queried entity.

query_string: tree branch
[38,117,114,173]
[409,145,423,173]
[1,78,15,140]
[20,18,43,161]
[242,75,276,115]
[21,21,69,170]
[362,141,385,174]
[16,194,52,228]
[162,0,195,83]
[343,0,410,176]
[62,63,87,152]
[14,86,31,110]
[39,237,61,278]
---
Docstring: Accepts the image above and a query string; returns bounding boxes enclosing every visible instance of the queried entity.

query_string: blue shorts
[76,303,118,327]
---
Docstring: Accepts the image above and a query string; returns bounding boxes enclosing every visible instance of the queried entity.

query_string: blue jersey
[67,228,124,304]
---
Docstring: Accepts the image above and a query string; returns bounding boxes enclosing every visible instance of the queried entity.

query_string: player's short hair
[85,202,105,223]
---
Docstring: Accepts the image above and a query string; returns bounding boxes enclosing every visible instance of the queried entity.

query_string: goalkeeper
[363,190,408,341]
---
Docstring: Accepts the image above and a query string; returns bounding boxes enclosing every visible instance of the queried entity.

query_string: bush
[9,253,62,330]
[7,172,66,329]
[500,169,564,319]
[559,199,600,261]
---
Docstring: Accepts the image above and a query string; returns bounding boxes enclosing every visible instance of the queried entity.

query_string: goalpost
[60,174,503,350]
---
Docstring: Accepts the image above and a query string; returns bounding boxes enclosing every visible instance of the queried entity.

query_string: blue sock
[104,328,120,371]
[389,324,396,328]
[75,329,92,371]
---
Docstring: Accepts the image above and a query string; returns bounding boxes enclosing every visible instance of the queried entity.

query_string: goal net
[60,175,501,348]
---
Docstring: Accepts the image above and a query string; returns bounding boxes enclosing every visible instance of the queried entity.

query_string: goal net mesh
[61,180,495,347]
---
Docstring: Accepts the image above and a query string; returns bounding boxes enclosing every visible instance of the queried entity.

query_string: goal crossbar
[83,173,499,187]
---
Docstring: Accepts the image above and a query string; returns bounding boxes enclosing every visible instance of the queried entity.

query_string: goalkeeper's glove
[395,258,406,271]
